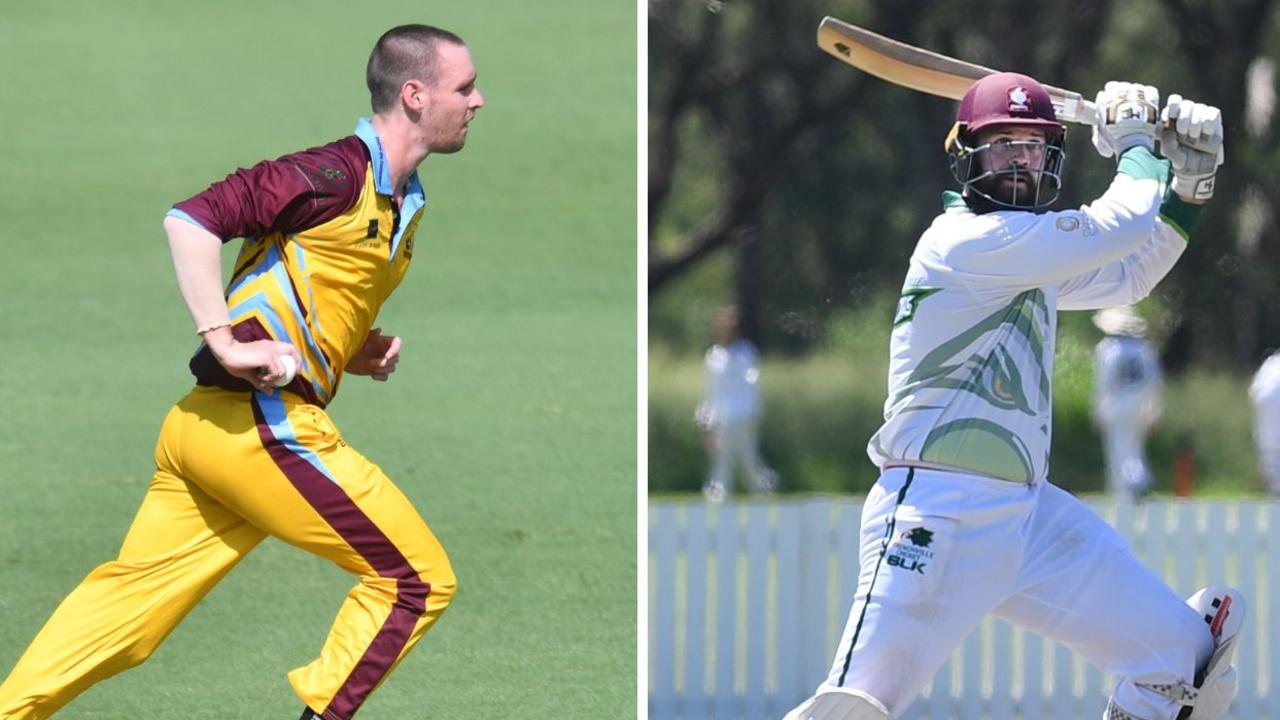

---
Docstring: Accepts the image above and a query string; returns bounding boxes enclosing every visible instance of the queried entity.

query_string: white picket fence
[648,498,1280,720]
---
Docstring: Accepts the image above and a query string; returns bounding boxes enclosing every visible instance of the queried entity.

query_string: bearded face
[950,124,1065,210]
[972,127,1051,207]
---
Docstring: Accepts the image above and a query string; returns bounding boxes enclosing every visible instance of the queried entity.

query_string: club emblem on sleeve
[1008,86,1031,112]
[1056,216,1080,232]
[298,163,348,191]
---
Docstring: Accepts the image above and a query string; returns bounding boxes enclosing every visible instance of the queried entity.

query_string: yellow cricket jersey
[168,118,424,406]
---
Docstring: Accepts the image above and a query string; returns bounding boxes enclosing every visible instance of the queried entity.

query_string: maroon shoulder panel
[173,136,370,241]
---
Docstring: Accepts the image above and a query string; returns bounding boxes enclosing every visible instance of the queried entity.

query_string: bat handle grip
[1058,97,1101,126]
[1067,98,1184,134]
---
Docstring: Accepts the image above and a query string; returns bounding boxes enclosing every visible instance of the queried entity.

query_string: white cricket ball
[274,355,298,387]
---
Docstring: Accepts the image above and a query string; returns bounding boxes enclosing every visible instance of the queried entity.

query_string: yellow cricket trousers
[0,386,456,719]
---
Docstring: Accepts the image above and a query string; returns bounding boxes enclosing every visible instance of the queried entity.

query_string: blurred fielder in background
[784,74,1244,720]
[0,24,482,720]
[1249,351,1280,496]
[696,306,778,502]
[1092,304,1164,499]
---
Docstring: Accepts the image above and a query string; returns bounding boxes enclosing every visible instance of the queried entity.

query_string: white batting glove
[1160,94,1224,202]
[1092,81,1160,158]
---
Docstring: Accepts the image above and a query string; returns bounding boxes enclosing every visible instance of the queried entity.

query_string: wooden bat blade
[817,16,994,101]
[817,16,1098,126]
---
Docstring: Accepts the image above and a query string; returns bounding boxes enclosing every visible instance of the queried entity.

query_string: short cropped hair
[366,24,466,113]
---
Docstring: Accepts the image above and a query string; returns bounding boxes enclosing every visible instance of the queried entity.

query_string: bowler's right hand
[203,326,303,392]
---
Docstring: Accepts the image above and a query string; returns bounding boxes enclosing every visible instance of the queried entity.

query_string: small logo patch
[366,219,379,239]
[887,524,938,575]
[905,527,934,547]
[1008,86,1031,112]
[1056,216,1080,232]
[1209,595,1232,637]
[297,163,347,191]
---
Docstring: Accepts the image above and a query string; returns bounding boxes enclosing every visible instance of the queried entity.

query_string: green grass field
[0,1,636,717]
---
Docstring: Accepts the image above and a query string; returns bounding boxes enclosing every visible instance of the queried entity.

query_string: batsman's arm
[1056,221,1186,310]
[938,148,1165,296]
[1056,148,1197,310]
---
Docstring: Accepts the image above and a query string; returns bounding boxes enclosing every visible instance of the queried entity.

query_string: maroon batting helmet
[946,72,1067,210]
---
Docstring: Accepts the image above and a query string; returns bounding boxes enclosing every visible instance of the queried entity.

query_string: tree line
[649,0,1280,371]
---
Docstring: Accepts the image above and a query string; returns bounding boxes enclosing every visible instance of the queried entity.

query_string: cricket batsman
[783,74,1243,720]
[0,24,482,719]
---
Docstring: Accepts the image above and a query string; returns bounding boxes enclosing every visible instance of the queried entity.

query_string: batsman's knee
[1181,666,1237,720]
[1108,668,1237,720]
[1109,586,1244,720]
[1104,698,1150,720]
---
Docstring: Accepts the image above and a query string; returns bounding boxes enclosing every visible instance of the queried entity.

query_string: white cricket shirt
[699,339,763,426]
[1093,335,1163,426]
[868,147,1192,483]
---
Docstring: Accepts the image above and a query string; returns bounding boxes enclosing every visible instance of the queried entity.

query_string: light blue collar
[354,117,396,196]
[353,117,426,260]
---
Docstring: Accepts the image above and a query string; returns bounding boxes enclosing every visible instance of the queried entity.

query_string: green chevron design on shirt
[893,286,942,327]
[895,289,1050,414]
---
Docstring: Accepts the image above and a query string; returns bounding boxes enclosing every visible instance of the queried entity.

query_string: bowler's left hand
[347,328,402,381]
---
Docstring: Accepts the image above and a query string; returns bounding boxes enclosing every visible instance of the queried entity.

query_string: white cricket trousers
[807,466,1212,720]
[708,417,774,492]
[1101,417,1153,496]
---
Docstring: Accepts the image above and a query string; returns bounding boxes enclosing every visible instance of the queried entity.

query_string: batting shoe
[298,708,321,720]
[1181,585,1245,720]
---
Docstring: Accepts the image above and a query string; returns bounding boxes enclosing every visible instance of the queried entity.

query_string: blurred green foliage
[650,0,1280,368]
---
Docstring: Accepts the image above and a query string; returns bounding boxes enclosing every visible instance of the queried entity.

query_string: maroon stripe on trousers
[251,398,430,720]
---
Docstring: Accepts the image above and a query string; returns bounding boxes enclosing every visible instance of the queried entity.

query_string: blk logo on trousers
[887,555,927,574]
[887,523,936,575]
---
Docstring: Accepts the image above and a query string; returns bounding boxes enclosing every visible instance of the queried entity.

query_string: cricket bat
[816,16,1100,127]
